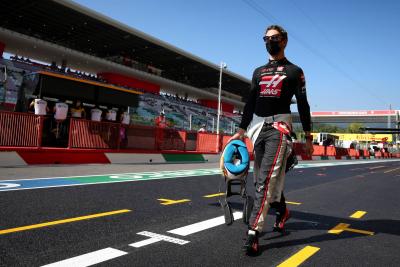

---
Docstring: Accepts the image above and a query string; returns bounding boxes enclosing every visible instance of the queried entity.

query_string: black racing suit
[239,58,311,232]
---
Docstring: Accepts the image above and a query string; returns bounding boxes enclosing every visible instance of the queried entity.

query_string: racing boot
[242,229,259,255]
[273,207,290,232]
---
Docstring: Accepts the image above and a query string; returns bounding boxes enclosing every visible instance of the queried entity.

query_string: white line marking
[43,211,241,265]
[41,247,127,267]
[369,166,385,170]
[0,169,222,182]
[168,211,243,236]
[129,237,161,248]
[384,167,400,173]
[129,231,189,248]
[295,159,400,169]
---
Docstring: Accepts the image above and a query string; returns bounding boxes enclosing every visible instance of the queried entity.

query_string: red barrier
[347,148,360,159]
[359,149,370,158]
[312,145,326,156]
[123,126,199,151]
[221,135,231,150]
[197,133,220,153]
[69,119,120,149]
[18,149,111,164]
[325,146,336,157]
[0,111,42,147]
[292,143,352,160]
[125,125,156,150]
[158,128,186,151]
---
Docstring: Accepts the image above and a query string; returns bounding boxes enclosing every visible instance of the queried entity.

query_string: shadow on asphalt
[208,202,400,253]
[259,210,400,253]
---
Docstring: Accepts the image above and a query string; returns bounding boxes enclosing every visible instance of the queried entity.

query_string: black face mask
[266,41,282,56]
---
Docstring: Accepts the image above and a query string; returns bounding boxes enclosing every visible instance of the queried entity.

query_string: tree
[312,123,343,133]
[346,123,364,133]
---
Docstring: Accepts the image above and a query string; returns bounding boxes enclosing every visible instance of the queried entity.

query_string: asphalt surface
[1,160,400,266]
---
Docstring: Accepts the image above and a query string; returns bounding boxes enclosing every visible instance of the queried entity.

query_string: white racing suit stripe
[247,114,293,232]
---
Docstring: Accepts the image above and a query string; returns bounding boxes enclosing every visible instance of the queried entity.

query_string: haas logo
[259,75,286,97]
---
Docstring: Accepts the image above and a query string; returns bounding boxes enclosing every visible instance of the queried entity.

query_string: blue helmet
[220,140,250,180]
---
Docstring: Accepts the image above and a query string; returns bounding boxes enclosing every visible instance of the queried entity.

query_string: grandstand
[0,0,248,135]
[134,93,240,132]
[0,55,241,133]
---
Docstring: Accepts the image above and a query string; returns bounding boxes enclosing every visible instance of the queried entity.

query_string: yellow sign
[312,133,392,142]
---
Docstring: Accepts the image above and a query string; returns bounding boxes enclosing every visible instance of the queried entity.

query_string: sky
[74,0,400,112]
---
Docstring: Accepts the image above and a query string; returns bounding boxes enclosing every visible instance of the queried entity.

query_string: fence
[0,111,43,147]
[0,111,240,153]
[0,111,397,159]
[69,119,120,149]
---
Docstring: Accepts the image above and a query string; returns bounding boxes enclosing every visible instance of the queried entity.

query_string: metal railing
[0,111,238,153]
[0,111,43,147]
[69,119,120,149]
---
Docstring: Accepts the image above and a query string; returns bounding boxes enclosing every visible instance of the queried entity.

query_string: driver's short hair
[265,25,288,40]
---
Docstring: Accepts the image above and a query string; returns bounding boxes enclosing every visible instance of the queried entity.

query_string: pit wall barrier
[293,143,374,160]
[0,111,396,165]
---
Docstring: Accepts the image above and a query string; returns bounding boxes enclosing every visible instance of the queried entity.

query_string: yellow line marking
[384,167,400,173]
[346,228,375,235]
[277,246,320,267]
[203,193,225,198]
[285,201,302,205]
[328,223,374,235]
[0,209,131,235]
[158,198,190,205]
[328,223,350,234]
[350,211,367,219]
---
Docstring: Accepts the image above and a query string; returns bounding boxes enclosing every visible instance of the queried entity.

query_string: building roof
[0,0,250,97]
